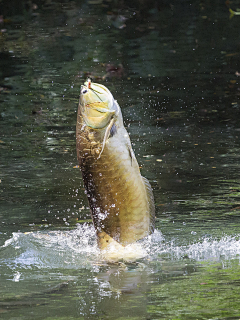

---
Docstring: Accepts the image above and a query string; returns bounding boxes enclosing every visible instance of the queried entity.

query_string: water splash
[1,225,240,274]
[148,231,240,262]
[0,224,99,272]
[100,242,148,262]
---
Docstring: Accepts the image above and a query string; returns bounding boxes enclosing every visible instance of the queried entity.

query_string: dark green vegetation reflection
[1,0,240,319]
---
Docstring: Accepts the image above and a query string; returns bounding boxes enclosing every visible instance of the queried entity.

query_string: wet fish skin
[76,80,155,249]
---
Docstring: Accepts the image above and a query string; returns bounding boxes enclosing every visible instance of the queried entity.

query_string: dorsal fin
[97,103,120,160]
[142,176,155,234]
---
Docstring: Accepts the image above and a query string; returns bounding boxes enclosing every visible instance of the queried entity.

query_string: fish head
[79,79,116,129]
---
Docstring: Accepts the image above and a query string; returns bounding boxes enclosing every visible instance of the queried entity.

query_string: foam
[1,225,240,270]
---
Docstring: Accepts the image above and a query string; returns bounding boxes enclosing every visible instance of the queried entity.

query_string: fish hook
[87,78,91,89]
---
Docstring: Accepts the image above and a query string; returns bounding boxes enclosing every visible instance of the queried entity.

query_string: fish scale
[76,80,155,249]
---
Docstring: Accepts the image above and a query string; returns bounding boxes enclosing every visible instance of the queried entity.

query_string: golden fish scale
[77,124,151,246]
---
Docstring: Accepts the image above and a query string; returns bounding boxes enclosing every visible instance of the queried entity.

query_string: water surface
[1,1,240,319]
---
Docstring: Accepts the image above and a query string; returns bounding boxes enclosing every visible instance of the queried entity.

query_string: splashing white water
[1,225,240,271]
[149,231,240,262]
[100,241,148,262]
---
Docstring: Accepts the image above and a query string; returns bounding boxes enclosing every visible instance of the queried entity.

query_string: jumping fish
[76,79,155,250]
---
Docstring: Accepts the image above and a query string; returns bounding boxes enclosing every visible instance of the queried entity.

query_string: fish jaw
[81,103,115,129]
[79,81,115,129]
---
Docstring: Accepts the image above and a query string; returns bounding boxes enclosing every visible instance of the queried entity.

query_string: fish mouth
[81,83,111,103]
[79,81,116,129]
[80,87,107,109]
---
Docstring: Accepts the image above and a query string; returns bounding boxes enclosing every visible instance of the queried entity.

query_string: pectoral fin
[97,118,115,159]
[109,123,117,137]
[97,106,119,159]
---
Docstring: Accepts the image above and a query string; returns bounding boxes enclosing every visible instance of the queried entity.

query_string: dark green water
[1,1,240,319]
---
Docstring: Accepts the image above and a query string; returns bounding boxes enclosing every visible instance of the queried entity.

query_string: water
[1,227,240,319]
[1,0,240,319]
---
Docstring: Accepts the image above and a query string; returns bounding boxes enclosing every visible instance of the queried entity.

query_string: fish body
[76,80,155,249]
